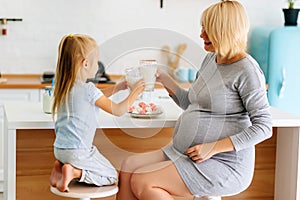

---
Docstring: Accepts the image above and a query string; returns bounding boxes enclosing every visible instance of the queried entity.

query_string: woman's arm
[229,66,272,151]
[95,79,144,116]
[156,69,191,109]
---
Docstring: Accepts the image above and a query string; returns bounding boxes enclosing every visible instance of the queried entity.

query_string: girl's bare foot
[56,164,82,192]
[50,160,63,187]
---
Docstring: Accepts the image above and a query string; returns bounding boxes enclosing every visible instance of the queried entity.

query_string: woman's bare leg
[116,150,166,200]
[131,161,193,200]
[56,164,82,192]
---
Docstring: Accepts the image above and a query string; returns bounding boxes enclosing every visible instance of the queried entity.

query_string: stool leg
[79,198,91,200]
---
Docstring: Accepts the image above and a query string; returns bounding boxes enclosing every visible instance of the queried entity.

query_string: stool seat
[194,196,221,200]
[194,192,240,200]
[50,181,118,199]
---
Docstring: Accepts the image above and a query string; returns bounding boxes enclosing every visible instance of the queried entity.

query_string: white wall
[0,0,293,75]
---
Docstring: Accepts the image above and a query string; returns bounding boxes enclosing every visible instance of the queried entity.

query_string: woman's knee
[120,150,165,174]
[130,172,149,198]
[120,155,142,173]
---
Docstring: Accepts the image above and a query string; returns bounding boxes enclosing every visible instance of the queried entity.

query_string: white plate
[128,111,163,118]
[128,105,163,118]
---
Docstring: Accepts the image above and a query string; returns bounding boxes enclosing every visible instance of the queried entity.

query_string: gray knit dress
[162,53,272,197]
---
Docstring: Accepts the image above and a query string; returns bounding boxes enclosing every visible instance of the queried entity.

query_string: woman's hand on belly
[185,142,217,163]
[185,137,235,163]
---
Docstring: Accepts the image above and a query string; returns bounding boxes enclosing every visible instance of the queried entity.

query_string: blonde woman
[49,34,144,192]
[117,1,272,199]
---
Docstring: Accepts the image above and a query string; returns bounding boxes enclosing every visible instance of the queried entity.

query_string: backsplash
[0,0,287,75]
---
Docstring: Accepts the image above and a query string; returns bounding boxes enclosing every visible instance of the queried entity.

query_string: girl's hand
[130,79,145,96]
[185,142,217,163]
[114,80,128,93]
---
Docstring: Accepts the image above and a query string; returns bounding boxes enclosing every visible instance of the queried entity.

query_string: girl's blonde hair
[52,34,98,116]
[201,0,249,59]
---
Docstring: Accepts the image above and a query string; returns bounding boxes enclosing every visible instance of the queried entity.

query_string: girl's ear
[82,59,88,68]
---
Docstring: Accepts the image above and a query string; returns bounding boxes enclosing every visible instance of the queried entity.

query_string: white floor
[0,193,2,200]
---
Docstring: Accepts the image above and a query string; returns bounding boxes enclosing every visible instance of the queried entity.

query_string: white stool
[194,196,221,200]
[194,192,239,200]
[50,181,118,200]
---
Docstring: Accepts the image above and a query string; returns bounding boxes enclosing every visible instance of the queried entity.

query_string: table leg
[275,127,300,200]
[4,127,16,200]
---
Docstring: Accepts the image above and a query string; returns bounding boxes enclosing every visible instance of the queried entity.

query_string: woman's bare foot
[49,160,63,187]
[56,164,82,192]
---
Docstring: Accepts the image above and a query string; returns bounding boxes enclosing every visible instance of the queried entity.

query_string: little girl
[49,34,144,192]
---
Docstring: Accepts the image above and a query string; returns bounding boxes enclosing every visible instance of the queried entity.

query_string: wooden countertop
[0,74,192,89]
[0,74,123,89]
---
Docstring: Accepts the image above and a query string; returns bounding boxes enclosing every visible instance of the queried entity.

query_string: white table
[3,89,300,200]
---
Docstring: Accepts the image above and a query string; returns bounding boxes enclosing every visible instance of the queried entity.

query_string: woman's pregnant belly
[172,109,250,154]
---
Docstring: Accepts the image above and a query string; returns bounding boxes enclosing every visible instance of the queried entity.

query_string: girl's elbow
[115,112,124,117]
[112,111,122,117]
[112,109,125,117]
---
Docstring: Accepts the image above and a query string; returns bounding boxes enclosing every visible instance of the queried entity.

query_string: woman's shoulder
[240,54,264,75]
[235,55,266,87]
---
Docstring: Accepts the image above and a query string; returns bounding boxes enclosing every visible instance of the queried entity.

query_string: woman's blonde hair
[201,0,249,59]
[52,34,98,116]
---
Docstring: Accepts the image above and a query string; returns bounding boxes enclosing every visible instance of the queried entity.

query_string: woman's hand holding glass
[156,69,179,96]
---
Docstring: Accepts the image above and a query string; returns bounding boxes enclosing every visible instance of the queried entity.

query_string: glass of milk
[125,67,142,88]
[139,60,158,92]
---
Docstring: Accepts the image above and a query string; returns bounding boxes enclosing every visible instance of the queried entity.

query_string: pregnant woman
[116,0,272,199]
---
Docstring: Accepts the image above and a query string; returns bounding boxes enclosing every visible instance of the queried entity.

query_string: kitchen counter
[3,89,300,200]
[3,89,182,200]
[3,89,182,129]
[0,74,121,89]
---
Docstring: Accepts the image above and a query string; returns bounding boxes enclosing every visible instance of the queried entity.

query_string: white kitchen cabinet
[0,89,41,103]
[0,88,42,192]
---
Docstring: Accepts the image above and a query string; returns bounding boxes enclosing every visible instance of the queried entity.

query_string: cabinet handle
[279,67,286,98]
